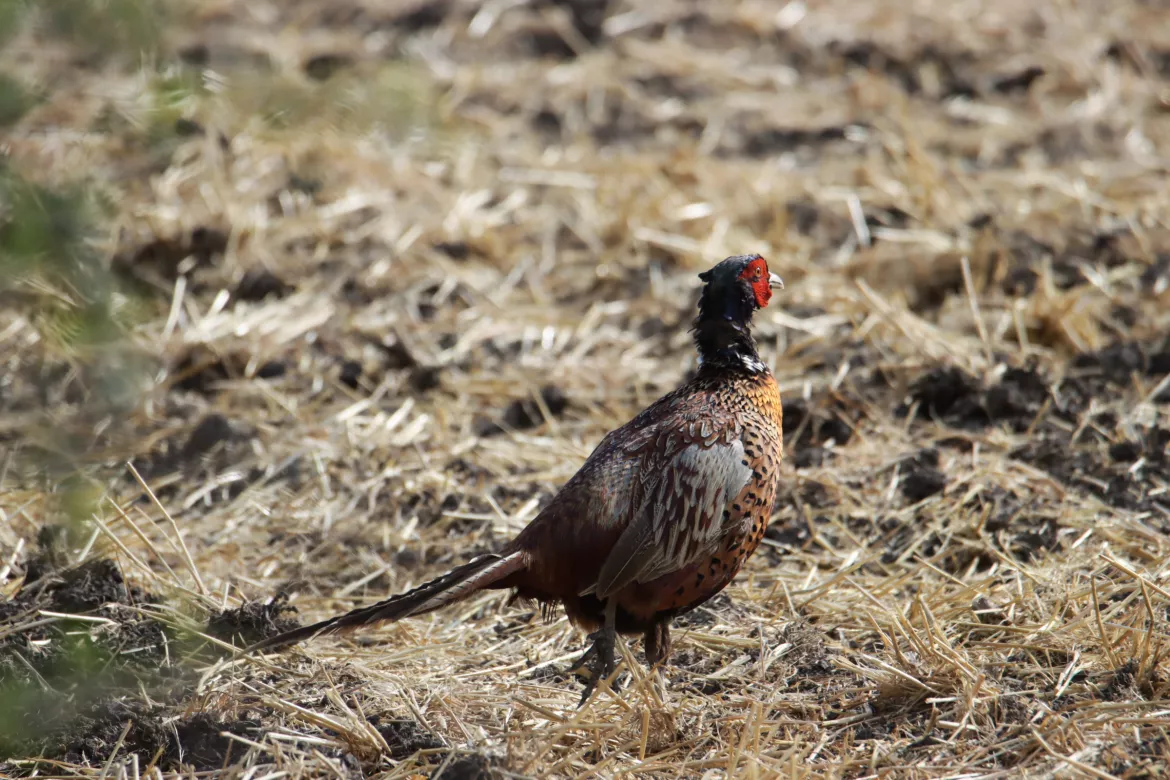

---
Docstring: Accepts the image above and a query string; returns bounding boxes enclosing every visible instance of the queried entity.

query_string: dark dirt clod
[474,385,569,436]
[733,124,855,158]
[783,398,855,448]
[1012,431,1170,514]
[793,446,834,469]
[410,365,443,392]
[957,487,1062,563]
[190,227,229,260]
[834,41,978,98]
[287,173,322,196]
[901,366,987,427]
[385,0,451,32]
[540,0,611,45]
[205,594,300,647]
[54,699,168,767]
[14,524,72,590]
[899,448,947,504]
[166,714,261,771]
[764,516,812,549]
[431,753,498,779]
[1014,439,1088,481]
[1008,517,1063,561]
[234,268,293,301]
[0,558,198,766]
[136,411,253,485]
[1140,255,1170,291]
[367,714,446,759]
[378,338,420,370]
[171,346,241,394]
[432,240,470,260]
[31,558,130,613]
[178,43,209,66]
[180,413,236,461]
[900,365,1053,432]
[1074,340,1149,377]
[785,199,851,242]
[256,359,287,378]
[339,359,363,389]
[686,677,726,696]
[992,65,1046,93]
[174,117,204,136]
[1101,660,1141,702]
[1110,440,1143,462]
[974,486,1023,534]
[972,596,1007,625]
[303,53,354,81]
[779,621,833,677]
[112,227,228,286]
[54,705,258,771]
[1072,341,1170,398]
[984,367,1050,430]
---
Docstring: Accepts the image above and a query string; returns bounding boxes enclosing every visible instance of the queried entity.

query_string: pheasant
[248,254,785,704]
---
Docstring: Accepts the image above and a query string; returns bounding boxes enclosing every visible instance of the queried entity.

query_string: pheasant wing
[592,422,751,600]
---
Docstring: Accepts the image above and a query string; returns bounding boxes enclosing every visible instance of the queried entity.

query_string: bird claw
[571,627,618,707]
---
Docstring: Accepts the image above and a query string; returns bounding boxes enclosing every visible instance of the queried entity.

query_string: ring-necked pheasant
[248,254,785,704]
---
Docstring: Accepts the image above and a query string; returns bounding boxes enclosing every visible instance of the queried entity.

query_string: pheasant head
[693,254,784,373]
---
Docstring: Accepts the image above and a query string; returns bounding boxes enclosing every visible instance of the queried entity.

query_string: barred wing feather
[592,436,751,599]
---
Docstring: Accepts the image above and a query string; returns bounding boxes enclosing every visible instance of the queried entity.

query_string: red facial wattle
[738,256,773,309]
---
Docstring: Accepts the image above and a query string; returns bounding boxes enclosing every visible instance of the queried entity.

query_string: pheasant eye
[741,259,766,281]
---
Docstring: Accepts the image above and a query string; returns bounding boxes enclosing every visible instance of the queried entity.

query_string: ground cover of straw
[4,0,1170,777]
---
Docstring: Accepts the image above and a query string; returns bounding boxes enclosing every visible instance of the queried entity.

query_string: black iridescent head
[693,254,784,373]
[697,254,783,321]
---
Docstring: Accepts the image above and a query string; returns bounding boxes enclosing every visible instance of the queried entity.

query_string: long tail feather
[245,551,528,653]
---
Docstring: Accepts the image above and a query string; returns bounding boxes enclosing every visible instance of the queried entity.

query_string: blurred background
[3,0,1170,777]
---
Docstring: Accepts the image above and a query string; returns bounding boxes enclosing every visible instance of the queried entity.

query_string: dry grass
[4,0,1170,777]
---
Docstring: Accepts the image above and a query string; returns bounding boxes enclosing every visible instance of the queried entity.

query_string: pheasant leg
[644,619,673,703]
[573,599,619,707]
[644,620,672,667]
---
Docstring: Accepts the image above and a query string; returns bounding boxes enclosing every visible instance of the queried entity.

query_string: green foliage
[0,0,28,48]
[140,66,207,154]
[0,615,177,761]
[0,167,122,351]
[0,166,152,489]
[151,66,206,110]
[0,73,38,128]
[222,63,437,134]
[40,0,168,63]
[0,167,94,278]
[0,632,103,758]
[0,554,241,765]
[56,474,104,543]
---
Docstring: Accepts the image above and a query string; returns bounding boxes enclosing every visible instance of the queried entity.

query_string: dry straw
[4,0,1170,777]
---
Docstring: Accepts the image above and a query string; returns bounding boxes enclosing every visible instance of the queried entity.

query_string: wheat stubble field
[4,0,1170,777]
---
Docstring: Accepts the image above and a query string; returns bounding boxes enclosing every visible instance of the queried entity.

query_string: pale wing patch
[592,439,751,599]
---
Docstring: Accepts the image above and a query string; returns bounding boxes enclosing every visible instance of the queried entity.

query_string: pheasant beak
[768,272,785,290]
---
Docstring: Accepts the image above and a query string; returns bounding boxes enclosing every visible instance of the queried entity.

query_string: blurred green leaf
[0,168,92,280]
[40,0,168,62]
[0,168,153,484]
[0,0,29,48]
[0,629,143,759]
[0,73,38,128]
[220,63,436,134]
